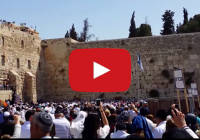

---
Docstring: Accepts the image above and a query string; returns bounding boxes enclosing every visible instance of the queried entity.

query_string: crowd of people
[0,99,200,139]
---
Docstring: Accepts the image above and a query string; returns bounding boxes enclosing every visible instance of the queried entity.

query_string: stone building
[1,22,200,103]
[0,23,42,103]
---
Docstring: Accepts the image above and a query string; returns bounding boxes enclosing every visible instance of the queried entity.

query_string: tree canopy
[129,11,137,38]
[65,18,94,42]
[161,10,175,35]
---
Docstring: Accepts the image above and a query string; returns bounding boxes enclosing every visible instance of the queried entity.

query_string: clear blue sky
[1,0,200,40]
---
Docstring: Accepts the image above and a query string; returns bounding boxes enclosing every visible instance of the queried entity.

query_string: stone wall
[41,33,200,101]
[0,90,12,101]
[0,23,42,103]
[1,22,200,102]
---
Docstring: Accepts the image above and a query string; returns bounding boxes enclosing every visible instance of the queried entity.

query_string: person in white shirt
[70,111,87,138]
[53,106,71,138]
[152,109,167,138]
[20,110,35,138]
[82,102,110,139]
[110,123,130,138]
[146,117,157,133]
[128,104,138,122]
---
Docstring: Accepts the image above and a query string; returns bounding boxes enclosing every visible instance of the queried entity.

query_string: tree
[177,14,200,33]
[183,8,188,25]
[128,11,137,38]
[161,10,175,35]
[176,23,182,33]
[79,18,89,42]
[69,24,78,40]
[65,19,94,41]
[136,24,152,37]
[65,31,70,38]
[78,18,94,42]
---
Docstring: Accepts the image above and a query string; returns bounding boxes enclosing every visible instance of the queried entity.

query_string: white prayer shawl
[70,111,88,138]
[53,117,71,138]
[110,130,130,139]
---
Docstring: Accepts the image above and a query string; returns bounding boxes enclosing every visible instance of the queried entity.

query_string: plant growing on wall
[161,69,170,79]
[149,89,160,98]
[149,58,155,63]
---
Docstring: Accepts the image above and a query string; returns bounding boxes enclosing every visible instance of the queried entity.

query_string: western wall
[1,22,200,103]
[41,32,200,102]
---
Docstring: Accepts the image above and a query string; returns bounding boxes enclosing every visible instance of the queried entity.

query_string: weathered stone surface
[40,32,200,101]
[1,22,200,102]
[0,90,12,101]
[0,23,41,103]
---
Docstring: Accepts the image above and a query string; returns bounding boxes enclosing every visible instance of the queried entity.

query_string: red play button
[68,48,132,92]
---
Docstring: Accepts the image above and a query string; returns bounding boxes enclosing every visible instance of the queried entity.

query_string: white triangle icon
[93,62,110,79]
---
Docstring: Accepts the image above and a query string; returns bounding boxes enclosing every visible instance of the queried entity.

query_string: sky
[1,0,200,40]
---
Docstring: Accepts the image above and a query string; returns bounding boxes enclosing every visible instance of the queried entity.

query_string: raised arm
[99,102,109,126]
[171,109,199,138]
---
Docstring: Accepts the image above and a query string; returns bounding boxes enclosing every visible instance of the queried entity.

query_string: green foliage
[177,14,200,33]
[129,11,137,38]
[69,24,78,40]
[65,18,94,42]
[161,69,170,79]
[161,10,175,35]
[78,18,94,42]
[65,31,69,38]
[149,89,160,98]
[128,11,152,37]
[183,8,189,25]
[136,24,152,37]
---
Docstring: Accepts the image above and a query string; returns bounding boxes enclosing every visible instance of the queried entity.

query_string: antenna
[145,16,148,24]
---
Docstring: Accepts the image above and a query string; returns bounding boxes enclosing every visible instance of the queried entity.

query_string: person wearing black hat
[110,111,130,138]
[30,112,54,138]
[185,113,198,132]
[152,109,167,138]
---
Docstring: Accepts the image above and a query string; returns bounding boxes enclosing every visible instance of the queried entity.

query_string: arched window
[38,62,41,70]
[17,58,20,68]
[1,55,5,66]
[0,36,4,46]
[21,40,24,48]
[2,37,4,46]
[28,60,31,69]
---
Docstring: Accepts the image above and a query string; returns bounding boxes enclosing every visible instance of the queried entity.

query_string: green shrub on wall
[149,89,160,98]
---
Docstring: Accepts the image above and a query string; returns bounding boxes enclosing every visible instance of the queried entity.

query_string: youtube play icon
[69,48,132,92]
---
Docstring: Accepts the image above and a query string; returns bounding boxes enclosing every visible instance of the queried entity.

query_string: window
[2,37,4,46]
[21,40,24,48]
[28,60,31,69]
[17,58,20,68]
[1,55,5,66]
[38,62,41,70]
[0,36,4,46]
